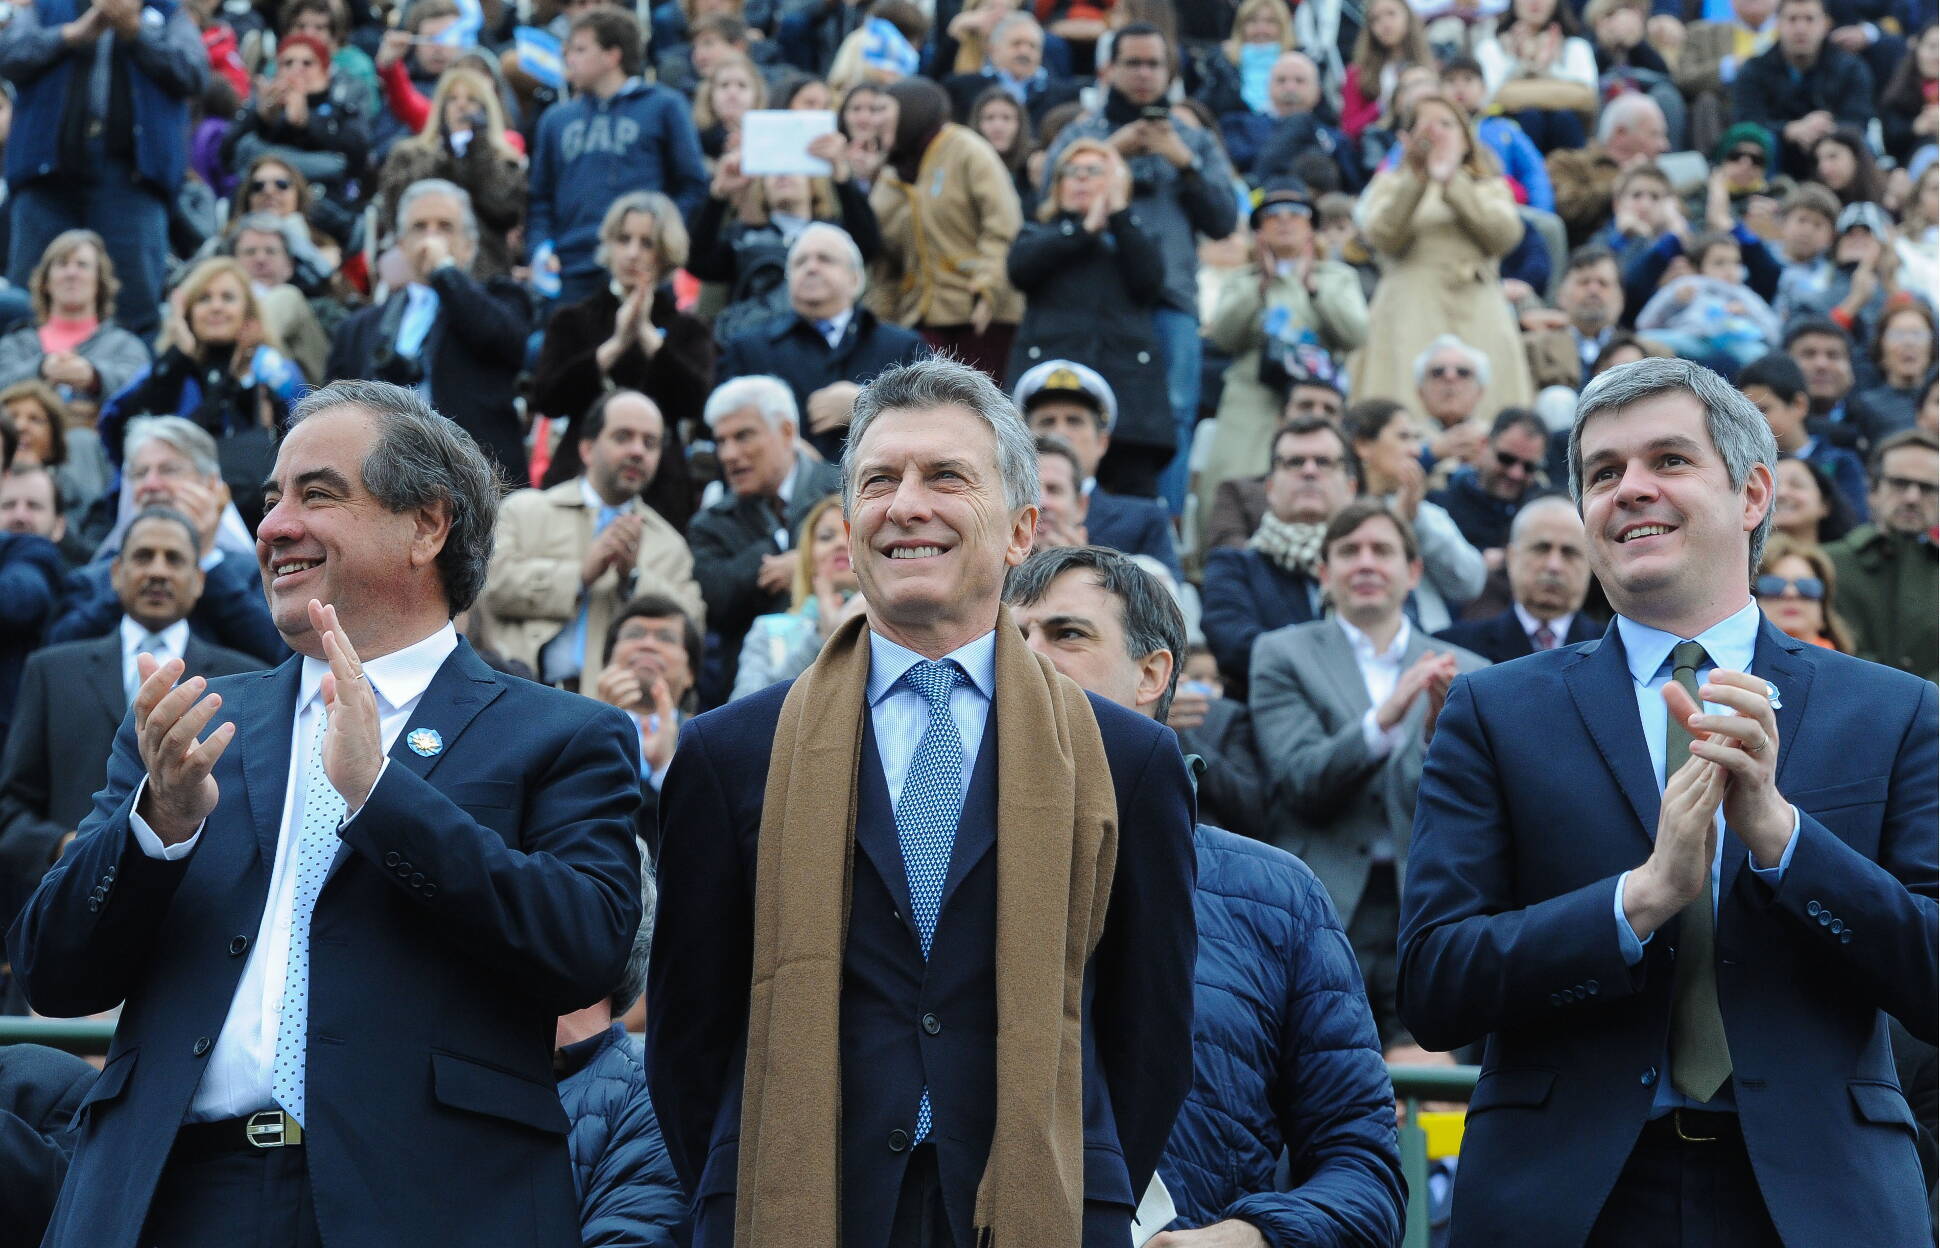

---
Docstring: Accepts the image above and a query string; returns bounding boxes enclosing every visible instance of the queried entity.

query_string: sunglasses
[1428,364,1474,381]
[250,178,293,193]
[1725,149,1764,164]
[1755,574,1825,601]
[1495,449,1542,474]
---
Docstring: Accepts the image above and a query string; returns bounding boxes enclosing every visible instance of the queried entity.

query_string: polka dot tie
[894,659,968,1143]
[270,704,347,1126]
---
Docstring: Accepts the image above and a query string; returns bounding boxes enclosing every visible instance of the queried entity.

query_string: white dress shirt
[1337,614,1413,762]
[865,629,997,810]
[121,616,190,696]
[1513,603,1575,650]
[812,306,854,349]
[131,624,460,1121]
[1608,599,1799,1115]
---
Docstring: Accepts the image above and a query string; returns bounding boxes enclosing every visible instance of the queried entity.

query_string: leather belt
[174,1110,305,1156]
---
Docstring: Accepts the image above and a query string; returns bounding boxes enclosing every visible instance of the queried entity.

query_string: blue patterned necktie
[270,702,348,1125]
[894,658,968,1142]
[125,633,166,705]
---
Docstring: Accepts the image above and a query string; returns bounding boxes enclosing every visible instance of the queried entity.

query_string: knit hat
[1712,122,1771,166]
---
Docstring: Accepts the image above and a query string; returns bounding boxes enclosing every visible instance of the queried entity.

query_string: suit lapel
[1314,622,1373,721]
[84,637,126,728]
[1562,622,1660,845]
[241,658,305,871]
[934,710,999,925]
[327,642,505,873]
[854,717,917,924]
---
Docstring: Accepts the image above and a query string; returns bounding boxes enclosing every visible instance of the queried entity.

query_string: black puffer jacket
[556,1022,686,1246]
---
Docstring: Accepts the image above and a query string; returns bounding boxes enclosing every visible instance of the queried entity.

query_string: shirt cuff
[1360,706,1405,760]
[1614,870,1649,966]
[128,777,202,860]
[340,759,390,824]
[1747,805,1801,881]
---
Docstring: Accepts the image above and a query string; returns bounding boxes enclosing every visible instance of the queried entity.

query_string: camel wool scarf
[734,607,1119,1247]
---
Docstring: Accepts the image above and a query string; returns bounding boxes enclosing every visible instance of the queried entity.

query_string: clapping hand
[1664,671,1793,866]
[582,512,643,585]
[312,601,384,813]
[131,656,237,846]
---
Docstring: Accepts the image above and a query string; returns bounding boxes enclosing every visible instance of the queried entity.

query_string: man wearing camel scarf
[648,357,1198,1248]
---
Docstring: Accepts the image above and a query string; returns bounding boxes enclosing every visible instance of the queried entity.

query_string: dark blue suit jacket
[1399,616,1937,1246]
[1433,608,1602,667]
[1199,547,1319,698]
[716,310,929,463]
[1085,489,1183,582]
[648,675,1198,1248]
[7,641,644,1248]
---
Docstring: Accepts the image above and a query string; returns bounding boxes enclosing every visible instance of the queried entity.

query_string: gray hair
[703,375,799,432]
[287,380,505,615]
[229,212,296,252]
[786,222,867,298]
[1597,92,1662,144]
[1003,545,1187,722]
[611,847,656,1016]
[396,178,480,245]
[1413,334,1491,389]
[1566,357,1777,573]
[119,505,201,555]
[988,10,1042,45]
[843,357,1039,515]
[125,416,221,478]
[1507,491,1583,546]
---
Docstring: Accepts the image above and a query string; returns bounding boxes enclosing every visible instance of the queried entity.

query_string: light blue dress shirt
[1609,599,1800,1114]
[865,629,997,810]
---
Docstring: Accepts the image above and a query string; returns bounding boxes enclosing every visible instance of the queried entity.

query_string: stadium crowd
[0,0,1934,1241]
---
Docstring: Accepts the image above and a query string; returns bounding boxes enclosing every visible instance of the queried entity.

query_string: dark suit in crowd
[1199,546,1320,699]
[326,269,532,475]
[0,633,258,948]
[717,311,929,462]
[1400,616,1936,1245]
[649,676,1198,1248]
[1084,488,1183,582]
[1435,608,1601,667]
[0,1043,96,1248]
[47,558,289,666]
[1175,696,1268,844]
[7,642,643,1246]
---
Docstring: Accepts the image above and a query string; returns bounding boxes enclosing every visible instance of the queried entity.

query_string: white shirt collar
[866,627,999,707]
[813,306,854,345]
[776,456,802,507]
[1081,476,1098,497]
[1513,602,1575,642]
[577,475,633,515]
[1616,598,1761,687]
[121,615,190,659]
[298,623,460,715]
[1335,613,1411,665]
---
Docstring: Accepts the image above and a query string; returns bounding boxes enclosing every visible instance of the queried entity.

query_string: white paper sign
[739,110,837,176]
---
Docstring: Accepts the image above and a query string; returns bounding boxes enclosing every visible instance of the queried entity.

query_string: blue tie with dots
[895,658,968,1143]
[270,703,348,1125]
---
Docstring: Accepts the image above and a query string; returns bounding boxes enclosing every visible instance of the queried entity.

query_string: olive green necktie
[1666,640,1733,1102]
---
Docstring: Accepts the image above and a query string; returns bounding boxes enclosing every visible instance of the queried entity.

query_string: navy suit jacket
[716,310,929,463]
[1199,546,1318,699]
[7,641,643,1248]
[1433,608,1601,667]
[648,673,1198,1248]
[1399,616,1937,1247]
[1084,488,1183,582]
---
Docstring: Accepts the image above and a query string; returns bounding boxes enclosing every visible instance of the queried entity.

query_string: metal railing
[0,1018,1479,1248]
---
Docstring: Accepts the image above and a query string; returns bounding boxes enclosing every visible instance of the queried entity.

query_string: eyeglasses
[1725,149,1764,164]
[1494,449,1543,474]
[1755,574,1825,601]
[1427,365,1474,381]
[250,178,293,193]
[1060,162,1110,179]
[1273,453,1343,473]
[1882,474,1940,498]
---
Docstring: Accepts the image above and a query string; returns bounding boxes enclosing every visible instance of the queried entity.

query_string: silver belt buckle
[244,1109,301,1148]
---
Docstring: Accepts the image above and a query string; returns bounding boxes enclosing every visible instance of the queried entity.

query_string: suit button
[192,1036,211,1057]
[1136,350,1151,364]
[921,1012,941,1035]
[86,898,100,913]
[1829,919,1844,934]
[1839,930,1852,944]
[1586,979,1600,995]
[420,883,438,899]
[1640,1066,1658,1088]
[384,852,401,868]
[1806,900,1822,916]
[228,935,249,956]
[90,887,105,902]
[1549,993,1562,1006]
[887,1129,910,1153]
[396,862,413,877]
[409,873,426,888]
[104,866,116,880]
[1817,911,1832,926]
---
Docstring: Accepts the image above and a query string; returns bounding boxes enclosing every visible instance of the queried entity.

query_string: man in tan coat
[483,389,703,686]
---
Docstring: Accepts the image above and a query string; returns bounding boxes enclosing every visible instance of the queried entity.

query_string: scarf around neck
[1249,512,1327,577]
[734,607,1119,1247]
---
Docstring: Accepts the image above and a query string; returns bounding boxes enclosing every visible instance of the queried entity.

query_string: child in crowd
[1634,231,1782,368]
[1595,165,1679,269]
